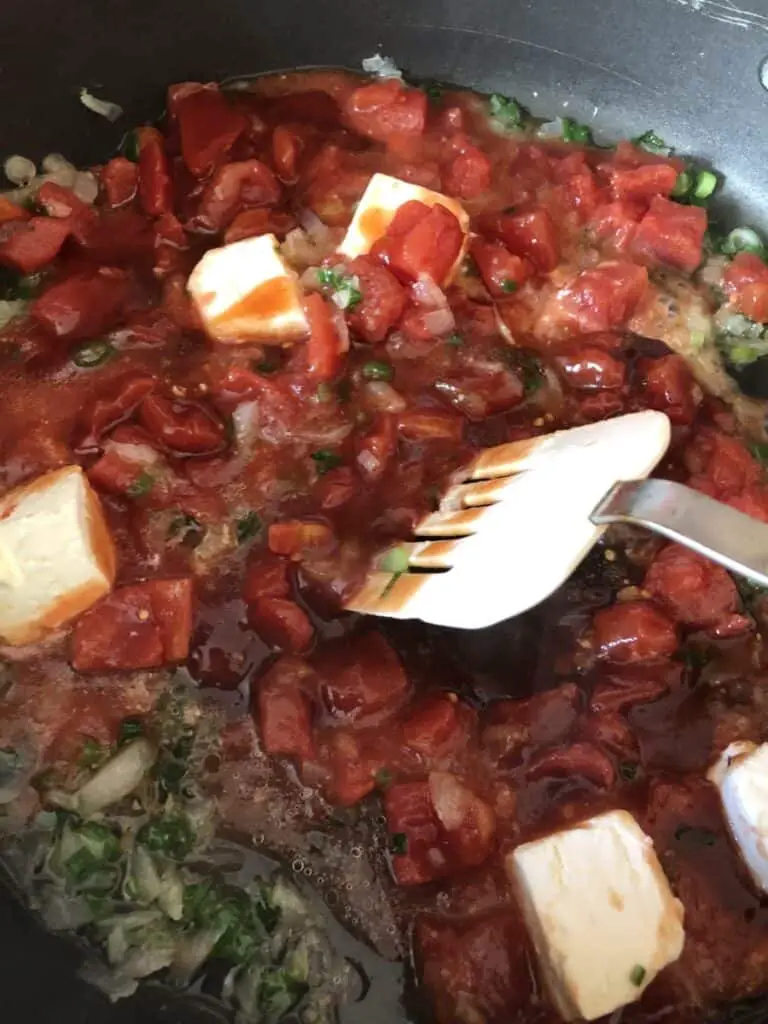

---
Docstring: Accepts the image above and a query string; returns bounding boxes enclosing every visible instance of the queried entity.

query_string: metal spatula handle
[591,479,768,589]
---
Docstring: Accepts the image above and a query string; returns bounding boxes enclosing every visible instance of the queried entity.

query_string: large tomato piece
[0,217,71,273]
[495,208,560,272]
[31,268,131,341]
[371,200,463,284]
[346,256,407,342]
[175,86,247,177]
[344,80,427,142]
[315,631,409,721]
[593,600,678,664]
[136,127,173,216]
[537,261,648,338]
[644,544,741,629]
[138,394,226,455]
[630,196,706,272]
[254,656,316,761]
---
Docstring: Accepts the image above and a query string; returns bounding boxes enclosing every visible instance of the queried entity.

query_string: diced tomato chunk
[590,662,682,714]
[641,353,700,425]
[482,683,582,763]
[31,268,131,341]
[356,413,397,480]
[346,256,407,342]
[255,656,316,761]
[101,157,139,208]
[176,87,247,177]
[193,159,281,232]
[470,239,530,298]
[323,728,388,806]
[303,292,344,380]
[315,631,409,721]
[243,549,291,602]
[0,196,30,223]
[442,145,492,200]
[247,597,315,654]
[268,518,335,559]
[496,208,560,273]
[552,343,626,390]
[631,196,706,272]
[136,127,173,216]
[402,694,466,754]
[684,427,762,499]
[223,207,296,244]
[344,80,427,142]
[0,216,71,273]
[537,261,648,338]
[153,211,188,279]
[314,465,357,509]
[593,600,678,663]
[87,448,154,495]
[415,912,533,1024]
[371,200,463,285]
[722,252,768,323]
[139,394,226,454]
[603,162,679,201]
[71,578,194,671]
[37,181,98,245]
[644,544,740,629]
[590,199,645,253]
[79,375,156,446]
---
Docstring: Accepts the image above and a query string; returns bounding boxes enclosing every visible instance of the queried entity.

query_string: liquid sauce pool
[0,68,767,1024]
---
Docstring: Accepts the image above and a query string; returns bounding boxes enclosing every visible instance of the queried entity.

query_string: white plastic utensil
[346,410,768,629]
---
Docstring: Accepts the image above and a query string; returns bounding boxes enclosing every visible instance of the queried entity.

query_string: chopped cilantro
[750,442,768,466]
[311,449,343,475]
[500,278,518,293]
[317,267,362,310]
[488,93,523,131]
[79,737,107,769]
[501,347,544,395]
[361,360,394,381]
[126,471,154,498]
[390,832,408,854]
[236,510,261,544]
[630,964,647,987]
[561,117,593,145]
[137,814,194,860]
[119,128,140,163]
[117,717,143,746]
[183,880,279,965]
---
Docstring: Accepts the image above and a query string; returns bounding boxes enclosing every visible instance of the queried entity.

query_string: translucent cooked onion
[361,54,403,80]
[169,929,222,985]
[4,155,36,186]
[297,208,332,249]
[282,228,321,270]
[330,307,350,353]
[411,273,449,310]
[428,771,470,831]
[106,440,163,465]
[0,300,26,329]
[72,171,99,205]
[419,307,455,336]
[72,739,156,817]
[363,380,406,412]
[79,88,124,123]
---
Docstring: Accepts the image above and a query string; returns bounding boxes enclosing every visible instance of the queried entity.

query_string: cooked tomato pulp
[1,69,768,1024]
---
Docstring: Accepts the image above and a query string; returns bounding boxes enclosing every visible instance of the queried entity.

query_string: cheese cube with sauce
[337,172,469,281]
[708,741,768,892]
[188,233,308,344]
[508,810,685,1022]
[0,465,116,645]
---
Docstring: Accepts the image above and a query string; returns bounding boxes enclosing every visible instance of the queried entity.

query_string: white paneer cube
[708,741,768,892]
[0,466,116,645]
[337,173,469,283]
[187,233,308,344]
[508,810,685,1022]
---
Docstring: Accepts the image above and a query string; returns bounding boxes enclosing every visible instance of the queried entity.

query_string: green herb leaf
[137,814,194,860]
[119,129,140,162]
[361,360,394,382]
[561,117,593,145]
[310,449,343,475]
[73,340,116,368]
[236,510,261,544]
[447,332,464,348]
[500,347,544,395]
[631,130,670,156]
[630,964,647,987]
[126,471,155,499]
[374,767,393,789]
[500,278,518,293]
[317,267,362,310]
[424,82,443,101]
[488,93,523,131]
[117,717,143,746]
[619,761,639,782]
[674,824,717,846]
[183,880,279,965]
[79,737,107,769]
[390,832,408,854]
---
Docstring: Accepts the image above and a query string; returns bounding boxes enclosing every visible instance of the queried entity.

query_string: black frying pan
[3,0,768,1020]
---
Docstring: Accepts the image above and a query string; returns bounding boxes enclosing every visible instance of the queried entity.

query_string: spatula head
[347,410,671,629]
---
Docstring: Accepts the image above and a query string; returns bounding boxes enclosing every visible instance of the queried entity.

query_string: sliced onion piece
[79,88,124,123]
[419,307,455,336]
[4,155,36,186]
[411,273,449,310]
[74,738,156,817]
[72,171,99,205]
[363,380,406,412]
[428,771,471,831]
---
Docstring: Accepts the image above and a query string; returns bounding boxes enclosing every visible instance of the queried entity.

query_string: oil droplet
[291,858,304,873]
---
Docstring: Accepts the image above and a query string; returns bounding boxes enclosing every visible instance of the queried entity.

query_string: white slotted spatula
[346,410,768,630]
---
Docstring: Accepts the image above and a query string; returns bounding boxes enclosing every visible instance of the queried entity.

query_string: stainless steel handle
[590,478,768,588]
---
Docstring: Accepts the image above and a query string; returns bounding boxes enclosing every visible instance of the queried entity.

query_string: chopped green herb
[62,821,121,890]
[561,117,593,145]
[137,814,194,860]
[672,166,718,206]
[236,510,261,544]
[632,130,670,156]
[15,273,42,300]
[630,964,647,987]
[311,449,343,475]
[488,93,523,131]
[390,832,408,855]
[183,880,279,965]
[79,737,107,769]
[361,359,394,381]
[424,82,444,101]
[317,267,362,310]
[501,347,544,395]
[619,761,639,782]
[721,226,765,257]
[750,442,768,466]
[379,546,410,575]
[73,340,116,368]
[117,717,143,746]
[374,767,393,789]
[674,824,717,846]
[500,278,518,294]
[126,471,155,498]
[447,332,464,347]
[119,129,140,163]
[0,268,43,302]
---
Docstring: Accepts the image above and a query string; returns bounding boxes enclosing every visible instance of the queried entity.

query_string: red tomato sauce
[0,69,767,1023]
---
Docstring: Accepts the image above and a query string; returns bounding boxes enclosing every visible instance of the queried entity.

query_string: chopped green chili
[310,449,343,475]
[488,93,523,131]
[561,117,593,145]
[631,130,670,155]
[500,278,518,293]
[361,360,394,381]
[630,965,647,987]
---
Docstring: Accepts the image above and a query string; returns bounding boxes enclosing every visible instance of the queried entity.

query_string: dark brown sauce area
[0,67,766,1024]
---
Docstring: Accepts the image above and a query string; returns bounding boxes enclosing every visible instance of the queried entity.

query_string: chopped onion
[300,267,323,292]
[411,273,449,310]
[428,771,470,831]
[40,891,95,932]
[419,307,455,336]
[363,380,406,412]
[281,228,322,270]
[79,88,124,123]
[297,208,332,249]
[120,940,176,979]
[106,440,163,465]
[4,155,36,186]
[72,171,99,205]
[74,738,156,817]
[0,300,26,330]
[330,306,350,353]
[537,118,564,139]
[357,448,381,476]
[361,54,403,80]
[78,960,139,1003]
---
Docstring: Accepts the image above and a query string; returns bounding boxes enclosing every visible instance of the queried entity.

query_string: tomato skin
[176,87,247,177]
[644,544,740,628]
[397,410,464,443]
[496,208,560,272]
[71,578,194,671]
[247,597,315,654]
[442,145,492,200]
[31,268,131,342]
[470,239,530,297]
[316,631,409,721]
[303,292,344,379]
[346,256,407,342]
[139,394,226,455]
[0,217,71,273]
[640,354,700,425]
[630,195,707,272]
[552,344,626,390]
[372,201,463,284]
[79,375,156,446]
[593,600,678,664]
[344,80,427,142]
[136,127,173,216]
[243,550,291,602]
[101,157,139,207]
[193,159,281,232]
